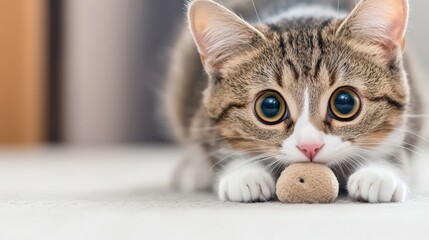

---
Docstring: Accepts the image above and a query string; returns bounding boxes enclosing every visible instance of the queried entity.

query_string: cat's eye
[254,90,287,125]
[329,87,362,121]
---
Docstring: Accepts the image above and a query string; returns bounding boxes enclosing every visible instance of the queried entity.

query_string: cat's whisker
[403,114,429,118]
[218,156,268,174]
[332,160,348,180]
[188,126,219,132]
[193,135,271,144]
[208,146,272,158]
[343,157,360,173]
[354,148,407,168]
[359,148,404,163]
[271,161,284,175]
[267,156,288,175]
[369,125,429,143]
[221,151,275,166]
[209,147,276,171]
[335,147,383,168]
[359,142,426,157]
[226,154,278,173]
[345,154,367,169]
[333,0,341,33]
[332,150,365,171]
[355,148,391,161]
[356,139,418,153]
[319,146,360,169]
[251,0,262,25]
[392,127,429,142]
[265,159,282,175]
[354,136,427,152]
[343,157,359,173]
[335,159,356,175]
[357,139,428,156]
[197,135,240,142]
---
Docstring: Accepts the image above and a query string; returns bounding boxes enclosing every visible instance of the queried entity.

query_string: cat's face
[188,0,409,166]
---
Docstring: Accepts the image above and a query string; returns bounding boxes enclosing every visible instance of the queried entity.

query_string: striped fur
[165,0,424,199]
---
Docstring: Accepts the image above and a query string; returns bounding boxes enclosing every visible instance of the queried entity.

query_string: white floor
[0,146,428,240]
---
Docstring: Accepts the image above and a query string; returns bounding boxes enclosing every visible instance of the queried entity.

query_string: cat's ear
[188,0,265,72]
[337,0,408,52]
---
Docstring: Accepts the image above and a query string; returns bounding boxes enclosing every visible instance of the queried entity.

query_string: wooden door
[0,0,46,145]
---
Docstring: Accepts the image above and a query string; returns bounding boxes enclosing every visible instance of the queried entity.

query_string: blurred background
[0,2,428,238]
[0,0,428,147]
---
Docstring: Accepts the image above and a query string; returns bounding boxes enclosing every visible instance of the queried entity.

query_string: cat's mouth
[277,139,356,166]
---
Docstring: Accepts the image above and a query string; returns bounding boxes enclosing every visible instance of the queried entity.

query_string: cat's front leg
[171,145,214,192]
[347,165,407,203]
[217,160,275,202]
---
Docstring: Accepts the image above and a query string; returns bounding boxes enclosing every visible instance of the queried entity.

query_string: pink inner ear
[391,16,407,43]
[195,35,208,57]
[188,0,265,72]
[345,0,408,50]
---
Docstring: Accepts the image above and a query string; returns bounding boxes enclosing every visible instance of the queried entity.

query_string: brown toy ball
[276,163,339,203]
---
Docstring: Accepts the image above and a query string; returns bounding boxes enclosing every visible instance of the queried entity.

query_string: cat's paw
[218,167,275,202]
[347,167,406,203]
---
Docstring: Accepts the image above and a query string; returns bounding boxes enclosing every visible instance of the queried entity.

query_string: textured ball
[276,163,339,203]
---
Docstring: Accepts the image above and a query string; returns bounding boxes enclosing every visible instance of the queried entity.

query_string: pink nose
[297,144,324,161]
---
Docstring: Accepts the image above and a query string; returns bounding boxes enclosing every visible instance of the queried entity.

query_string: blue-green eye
[254,91,287,124]
[329,87,361,121]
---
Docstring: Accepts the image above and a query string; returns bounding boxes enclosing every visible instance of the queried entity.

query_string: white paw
[347,167,407,203]
[218,168,275,202]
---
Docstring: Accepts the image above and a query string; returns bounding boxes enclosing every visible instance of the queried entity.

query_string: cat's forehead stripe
[274,18,336,85]
[267,24,286,59]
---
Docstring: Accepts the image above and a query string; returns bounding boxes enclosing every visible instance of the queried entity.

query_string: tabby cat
[165,0,423,203]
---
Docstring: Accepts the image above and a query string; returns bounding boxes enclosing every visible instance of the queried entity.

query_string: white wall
[408,0,429,136]
[63,0,143,144]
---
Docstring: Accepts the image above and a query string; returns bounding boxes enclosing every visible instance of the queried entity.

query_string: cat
[165,0,424,203]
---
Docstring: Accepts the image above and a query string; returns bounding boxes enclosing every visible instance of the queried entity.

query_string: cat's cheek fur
[217,160,275,202]
[347,166,407,203]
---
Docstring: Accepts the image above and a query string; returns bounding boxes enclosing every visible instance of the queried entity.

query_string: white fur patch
[280,90,348,164]
[217,160,275,202]
[267,5,347,23]
[348,165,407,203]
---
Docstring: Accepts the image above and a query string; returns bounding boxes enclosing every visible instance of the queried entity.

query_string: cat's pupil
[334,92,355,115]
[261,96,280,118]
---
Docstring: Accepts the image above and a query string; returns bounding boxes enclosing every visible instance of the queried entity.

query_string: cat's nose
[297,144,324,161]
